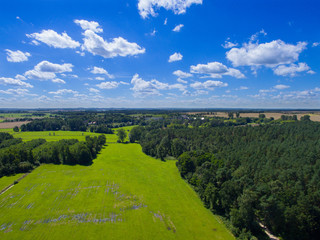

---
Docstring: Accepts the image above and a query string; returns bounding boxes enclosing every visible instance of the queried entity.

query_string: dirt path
[259,222,280,240]
[0,172,30,195]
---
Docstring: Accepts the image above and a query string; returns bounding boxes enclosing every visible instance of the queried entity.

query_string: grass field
[0,174,25,192]
[0,143,234,240]
[6,131,104,142]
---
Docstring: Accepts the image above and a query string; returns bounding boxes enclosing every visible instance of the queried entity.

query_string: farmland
[0,143,233,239]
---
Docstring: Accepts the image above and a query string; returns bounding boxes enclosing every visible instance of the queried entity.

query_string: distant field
[0,144,233,240]
[187,111,320,122]
[0,121,31,129]
[8,131,105,142]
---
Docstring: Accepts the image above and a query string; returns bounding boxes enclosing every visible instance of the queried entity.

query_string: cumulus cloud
[27,30,80,49]
[80,30,145,58]
[95,77,105,81]
[74,19,103,33]
[36,61,73,73]
[51,78,66,84]
[0,77,33,88]
[274,84,290,90]
[190,61,245,79]
[138,0,202,19]
[168,52,183,62]
[90,66,114,78]
[190,80,228,90]
[96,81,120,89]
[131,74,186,97]
[164,18,168,25]
[173,70,192,78]
[177,78,188,84]
[312,42,320,47]
[172,24,184,32]
[88,88,100,93]
[25,61,73,80]
[273,63,313,77]
[25,70,56,80]
[49,89,78,95]
[226,40,307,67]
[0,88,31,96]
[5,49,31,62]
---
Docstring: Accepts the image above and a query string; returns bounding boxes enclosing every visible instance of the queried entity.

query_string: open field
[0,174,25,193]
[8,131,105,142]
[186,111,320,122]
[0,144,233,240]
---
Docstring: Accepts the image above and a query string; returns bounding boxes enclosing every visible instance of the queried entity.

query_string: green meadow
[0,174,25,192]
[0,143,234,239]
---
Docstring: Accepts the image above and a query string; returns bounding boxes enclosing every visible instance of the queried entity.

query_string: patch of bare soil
[0,121,31,129]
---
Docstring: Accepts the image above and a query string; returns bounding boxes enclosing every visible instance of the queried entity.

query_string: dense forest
[135,121,320,240]
[0,132,106,177]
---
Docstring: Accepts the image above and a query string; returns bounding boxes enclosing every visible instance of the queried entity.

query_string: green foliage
[117,128,127,143]
[129,126,144,143]
[0,133,106,177]
[13,126,19,132]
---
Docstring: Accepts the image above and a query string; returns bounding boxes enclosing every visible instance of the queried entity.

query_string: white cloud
[138,0,202,19]
[95,77,105,81]
[0,77,33,88]
[149,29,157,36]
[226,40,307,67]
[173,70,192,78]
[36,61,73,73]
[15,74,27,81]
[96,81,120,89]
[27,29,80,49]
[190,80,228,90]
[90,66,114,78]
[131,74,186,97]
[25,61,73,80]
[190,61,245,79]
[164,18,168,25]
[81,30,145,58]
[274,84,290,90]
[49,89,78,95]
[238,86,249,90]
[312,42,320,47]
[74,19,103,33]
[52,78,66,84]
[177,78,188,84]
[273,63,312,77]
[0,88,31,96]
[25,70,56,80]
[172,24,184,32]
[222,40,238,49]
[88,88,100,93]
[76,51,85,56]
[168,52,183,62]
[5,49,31,62]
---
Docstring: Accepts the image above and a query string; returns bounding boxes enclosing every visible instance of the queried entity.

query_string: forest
[135,121,320,240]
[0,132,106,177]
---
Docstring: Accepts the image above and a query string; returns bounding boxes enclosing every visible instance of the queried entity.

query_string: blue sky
[0,0,319,108]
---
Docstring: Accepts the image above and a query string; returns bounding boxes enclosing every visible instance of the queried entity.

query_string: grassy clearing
[0,174,25,192]
[0,144,234,240]
[8,131,104,142]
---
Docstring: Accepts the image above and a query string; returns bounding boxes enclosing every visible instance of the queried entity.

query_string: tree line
[0,132,106,178]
